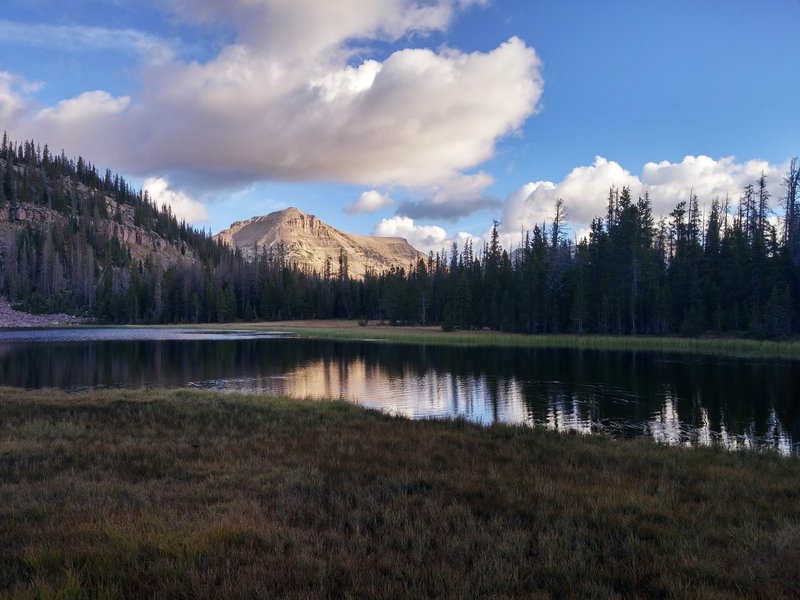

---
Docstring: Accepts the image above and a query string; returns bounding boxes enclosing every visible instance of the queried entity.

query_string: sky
[1,0,799,252]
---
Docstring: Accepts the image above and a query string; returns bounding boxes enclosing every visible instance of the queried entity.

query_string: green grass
[1,387,798,598]
[76,321,800,358]
[189,322,800,359]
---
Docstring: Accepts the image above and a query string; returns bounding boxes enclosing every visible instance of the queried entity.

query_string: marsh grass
[287,328,800,358]
[1,388,799,598]
[161,321,800,359]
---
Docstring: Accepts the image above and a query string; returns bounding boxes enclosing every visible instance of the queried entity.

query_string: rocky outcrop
[0,205,66,225]
[0,200,184,263]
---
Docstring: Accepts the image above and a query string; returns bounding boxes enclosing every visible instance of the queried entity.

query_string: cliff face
[0,146,216,320]
[0,193,188,266]
[215,207,425,278]
[0,156,190,266]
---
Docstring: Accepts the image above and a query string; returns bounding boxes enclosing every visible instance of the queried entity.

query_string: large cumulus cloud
[4,0,542,196]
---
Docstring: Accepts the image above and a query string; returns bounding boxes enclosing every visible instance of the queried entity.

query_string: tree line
[1,133,798,337]
[372,166,800,339]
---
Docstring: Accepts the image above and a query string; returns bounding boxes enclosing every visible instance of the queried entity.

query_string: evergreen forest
[1,133,799,338]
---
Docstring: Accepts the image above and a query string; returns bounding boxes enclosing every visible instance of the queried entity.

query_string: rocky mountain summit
[215,207,425,279]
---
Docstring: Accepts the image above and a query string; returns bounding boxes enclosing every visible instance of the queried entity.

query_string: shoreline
[190,320,800,359]
[2,307,800,358]
[0,297,89,328]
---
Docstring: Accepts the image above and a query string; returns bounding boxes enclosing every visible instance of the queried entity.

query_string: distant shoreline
[4,311,800,358]
[183,320,800,359]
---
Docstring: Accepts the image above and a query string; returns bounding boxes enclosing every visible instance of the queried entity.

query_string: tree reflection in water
[0,330,797,455]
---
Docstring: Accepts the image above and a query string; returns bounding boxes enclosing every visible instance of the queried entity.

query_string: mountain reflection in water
[0,329,797,455]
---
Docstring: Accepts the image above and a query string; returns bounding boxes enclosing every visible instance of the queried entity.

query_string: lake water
[0,328,798,455]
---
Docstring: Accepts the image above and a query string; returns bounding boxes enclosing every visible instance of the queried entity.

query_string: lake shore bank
[1,387,797,598]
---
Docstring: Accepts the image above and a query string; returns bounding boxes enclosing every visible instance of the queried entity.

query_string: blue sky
[1,0,798,250]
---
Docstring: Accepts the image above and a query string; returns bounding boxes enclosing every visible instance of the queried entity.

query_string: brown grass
[1,388,799,598]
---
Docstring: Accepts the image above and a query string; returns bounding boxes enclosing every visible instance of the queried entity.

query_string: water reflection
[649,393,686,447]
[0,328,798,455]
[195,365,533,425]
[542,392,594,436]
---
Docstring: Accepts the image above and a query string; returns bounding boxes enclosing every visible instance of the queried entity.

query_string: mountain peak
[214,208,424,278]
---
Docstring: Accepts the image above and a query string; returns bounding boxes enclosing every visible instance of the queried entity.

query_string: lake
[0,328,797,455]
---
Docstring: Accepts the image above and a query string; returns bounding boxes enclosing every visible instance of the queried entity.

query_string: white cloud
[345,190,394,214]
[450,230,483,254]
[21,92,132,165]
[311,60,382,103]
[5,0,542,198]
[372,215,480,254]
[0,20,175,61]
[374,216,449,253]
[639,155,781,209]
[144,177,209,224]
[504,157,640,233]
[0,72,39,122]
[503,155,787,239]
[35,91,130,124]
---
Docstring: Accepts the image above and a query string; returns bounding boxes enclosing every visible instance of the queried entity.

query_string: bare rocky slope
[0,297,89,327]
[214,207,425,279]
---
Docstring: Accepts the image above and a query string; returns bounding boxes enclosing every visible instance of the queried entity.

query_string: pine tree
[783,159,800,265]
[4,156,16,218]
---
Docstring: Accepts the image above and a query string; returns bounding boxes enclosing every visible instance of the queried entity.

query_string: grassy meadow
[1,387,798,598]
